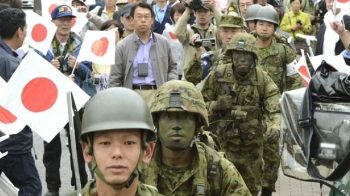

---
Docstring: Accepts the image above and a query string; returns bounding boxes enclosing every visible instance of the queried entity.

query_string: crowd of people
[0,0,350,195]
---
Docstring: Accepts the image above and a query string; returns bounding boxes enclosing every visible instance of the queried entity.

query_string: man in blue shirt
[152,0,173,34]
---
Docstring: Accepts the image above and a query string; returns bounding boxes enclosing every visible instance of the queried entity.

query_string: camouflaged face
[225,33,259,60]
[150,80,209,127]
[219,15,244,28]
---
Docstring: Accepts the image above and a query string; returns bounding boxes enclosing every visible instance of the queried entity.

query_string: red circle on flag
[31,24,47,42]
[91,37,109,57]
[338,0,349,3]
[49,4,58,14]
[72,18,76,27]
[0,106,17,124]
[169,32,177,40]
[21,78,58,113]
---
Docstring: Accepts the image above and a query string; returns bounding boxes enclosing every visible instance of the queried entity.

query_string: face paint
[231,50,255,76]
[157,112,197,151]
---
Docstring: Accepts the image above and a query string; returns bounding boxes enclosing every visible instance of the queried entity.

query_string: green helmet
[81,87,155,190]
[225,33,259,60]
[254,6,279,25]
[150,80,209,128]
[245,4,263,22]
[81,87,155,140]
[219,15,244,28]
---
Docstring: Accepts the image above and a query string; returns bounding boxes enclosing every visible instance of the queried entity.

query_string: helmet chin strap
[90,157,138,190]
[87,136,143,191]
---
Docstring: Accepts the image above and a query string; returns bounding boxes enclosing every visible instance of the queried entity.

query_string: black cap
[121,4,134,18]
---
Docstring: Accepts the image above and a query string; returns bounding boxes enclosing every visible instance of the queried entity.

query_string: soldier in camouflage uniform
[253,6,304,196]
[79,88,159,196]
[184,15,245,86]
[201,33,281,196]
[140,80,252,196]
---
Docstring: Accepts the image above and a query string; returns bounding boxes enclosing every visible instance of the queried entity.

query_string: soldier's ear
[142,141,155,164]
[82,142,93,163]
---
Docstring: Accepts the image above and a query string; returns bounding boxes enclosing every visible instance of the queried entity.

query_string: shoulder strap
[214,65,233,96]
[254,66,265,101]
[197,143,221,196]
[97,7,103,17]
[276,43,287,92]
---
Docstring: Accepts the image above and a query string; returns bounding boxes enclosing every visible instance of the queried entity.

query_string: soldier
[201,33,281,196]
[140,80,252,196]
[79,88,160,195]
[184,15,245,86]
[244,4,262,32]
[253,7,304,196]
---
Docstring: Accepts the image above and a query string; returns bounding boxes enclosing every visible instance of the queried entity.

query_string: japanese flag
[77,29,116,65]
[25,12,57,55]
[293,49,311,86]
[0,50,90,142]
[0,77,26,135]
[307,53,350,75]
[71,8,88,36]
[41,0,72,20]
[335,0,350,9]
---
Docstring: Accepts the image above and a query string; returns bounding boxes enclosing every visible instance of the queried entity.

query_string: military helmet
[225,33,259,60]
[150,80,209,127]
[245,4,263,22]
[219,15,244,28]
[254,6,279,25]
[81,87,155,141]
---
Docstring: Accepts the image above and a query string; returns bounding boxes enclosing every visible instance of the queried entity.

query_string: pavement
[1,131,331,196]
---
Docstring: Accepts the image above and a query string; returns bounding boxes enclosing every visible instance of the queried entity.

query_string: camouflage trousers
[223,143,263,196]
[262,141,280,191]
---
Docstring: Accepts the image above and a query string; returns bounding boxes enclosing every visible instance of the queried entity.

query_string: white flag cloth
[25,12,57,55]
[0,77,26,135]
[71,9,88,36]
[307,53,350,75]
[41,0,73,20]
[77,29,116,65]
[293,49,311,86]
[0,50,90,142]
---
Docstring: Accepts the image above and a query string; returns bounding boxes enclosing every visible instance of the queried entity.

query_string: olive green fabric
[254,6,279,25]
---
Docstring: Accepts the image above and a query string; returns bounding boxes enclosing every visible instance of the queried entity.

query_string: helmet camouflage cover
[150,80,209,128]
[225,32,259,60]
[219,15,244,28]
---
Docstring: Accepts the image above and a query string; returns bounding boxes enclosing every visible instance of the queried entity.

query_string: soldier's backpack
[299,61,350,181]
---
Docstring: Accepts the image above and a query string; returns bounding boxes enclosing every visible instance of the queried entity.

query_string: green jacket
[256,37,304,92]
[184,48,224,85]
[67,180,161,196]
[140,142,252,196]
[201,63,281,148]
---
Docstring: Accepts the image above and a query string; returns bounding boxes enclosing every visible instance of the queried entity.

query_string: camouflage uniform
[201,33,281,196]
[80,180,160,196]
[184,15,245,85]
[142,141,251,196]
[253,7,304,194]
[141,80,252,196]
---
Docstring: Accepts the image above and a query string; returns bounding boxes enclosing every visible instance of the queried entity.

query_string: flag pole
[71,60,78,75]
[67,92,82,196]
